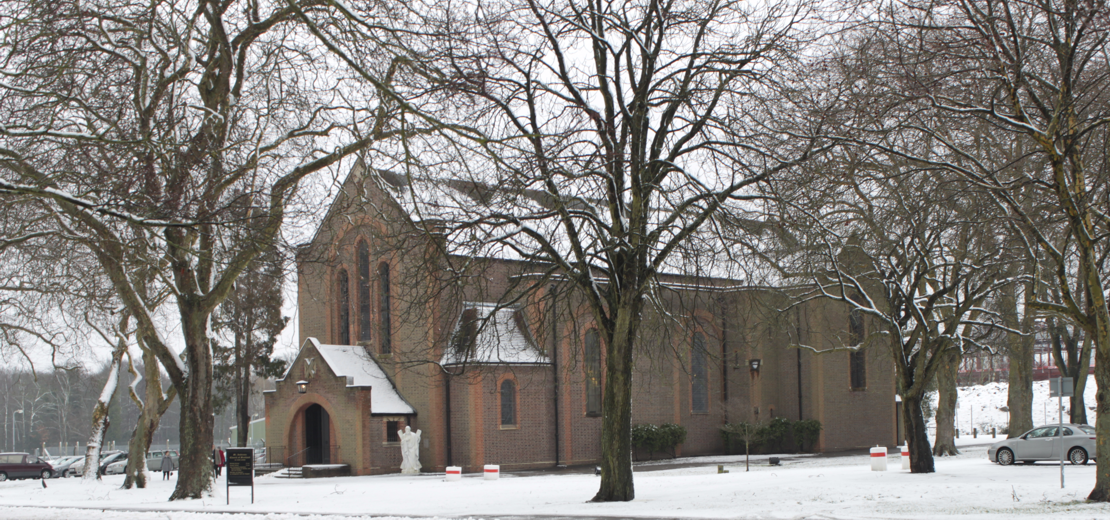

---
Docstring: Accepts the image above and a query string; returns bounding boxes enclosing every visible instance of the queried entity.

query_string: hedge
[631,423,688,459]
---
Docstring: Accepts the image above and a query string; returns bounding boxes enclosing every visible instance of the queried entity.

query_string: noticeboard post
[1050,377,1073,489]
[226,447,254,504]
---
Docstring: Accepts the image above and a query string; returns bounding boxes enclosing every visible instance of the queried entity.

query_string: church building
[264,161,898,475]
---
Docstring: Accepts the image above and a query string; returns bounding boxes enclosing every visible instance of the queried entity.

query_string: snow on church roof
[440,303,550,366]
[304,338,416,415]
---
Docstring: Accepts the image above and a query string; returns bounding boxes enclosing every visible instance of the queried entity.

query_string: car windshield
[1079,425,1096,434]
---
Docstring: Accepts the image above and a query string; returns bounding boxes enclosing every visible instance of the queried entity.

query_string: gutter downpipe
[445,367,453,467]
[551,284,562,467]
[795,306,804,420]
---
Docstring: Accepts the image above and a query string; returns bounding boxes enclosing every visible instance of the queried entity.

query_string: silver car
[988,423,1096,465]
[47,455,83,478]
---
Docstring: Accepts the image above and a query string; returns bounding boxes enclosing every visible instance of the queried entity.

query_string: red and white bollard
[900,445,910,470]
[445,466,462,481]
[483,464,500,480]
[870,446,888,471]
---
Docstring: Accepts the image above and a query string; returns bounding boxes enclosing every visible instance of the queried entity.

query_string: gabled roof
[310,161,775,287]
[301,338,416,415]
[440,303,550,366]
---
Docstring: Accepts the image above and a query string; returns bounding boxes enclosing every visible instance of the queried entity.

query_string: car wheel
[1069,447,1089,465]
[997,448,1014,466]
[0,472,7,481]
[40,469,51,479]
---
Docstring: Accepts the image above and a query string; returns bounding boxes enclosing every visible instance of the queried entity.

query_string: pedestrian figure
[160,452,173,480]
[214,446,225,477]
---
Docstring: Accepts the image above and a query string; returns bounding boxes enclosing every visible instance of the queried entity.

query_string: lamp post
[12,409,23,452]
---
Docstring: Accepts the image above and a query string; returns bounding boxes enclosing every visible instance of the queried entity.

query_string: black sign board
[225,448,254,504]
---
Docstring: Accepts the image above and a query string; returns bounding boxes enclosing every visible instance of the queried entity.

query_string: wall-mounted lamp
[749,359,762,372]
[296,380,309,394]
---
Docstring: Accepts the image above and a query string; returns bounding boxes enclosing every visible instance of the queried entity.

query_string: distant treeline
[0,364,249,454]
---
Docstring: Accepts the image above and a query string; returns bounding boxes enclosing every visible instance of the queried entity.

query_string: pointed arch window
[337,269,350,345]
[500,379,517,427]
[585,328,602,416]
[357,241,372,342]
[692,331,709,413]
[379,262,392,354]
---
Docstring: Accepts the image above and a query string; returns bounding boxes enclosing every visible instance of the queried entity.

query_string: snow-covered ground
[928,379,1099,438]
[1,444,1107,520]
[1,380,1105,520]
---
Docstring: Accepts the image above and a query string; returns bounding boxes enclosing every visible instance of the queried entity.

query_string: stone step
[274,467,303,479]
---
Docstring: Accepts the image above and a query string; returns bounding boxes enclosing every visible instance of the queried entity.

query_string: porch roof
[305,338,416,415]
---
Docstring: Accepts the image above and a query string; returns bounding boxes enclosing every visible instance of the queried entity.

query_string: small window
[585,329,602,416]
[386,421,400,442]
[453,308,479,356]
[500,379,516,427]
[337,269,351,345]
[691,331,708,413]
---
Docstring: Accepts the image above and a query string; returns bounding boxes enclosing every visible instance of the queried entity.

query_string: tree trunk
[592,305,638,502]
[236,334,251,447]
[1087,305,1110,501]
[170,308,215,500]
[932,348,960,456]
[123,345,177,489]
[1002,277,1034,438]
[901,392,935,473]
[1071,335,1092,424]
[83,323,128,482]
[1081,237,1110,501]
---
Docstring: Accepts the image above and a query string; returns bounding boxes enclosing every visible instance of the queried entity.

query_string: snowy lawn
[1,443,1109,520]
[929,379,1100,436]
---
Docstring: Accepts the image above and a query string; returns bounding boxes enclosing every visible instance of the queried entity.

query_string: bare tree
[299,0,831,500]
[773,148,1011,473]
[837,0,1110,499]
[0,0,424,499]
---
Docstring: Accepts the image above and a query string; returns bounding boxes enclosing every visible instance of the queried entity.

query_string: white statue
[399,426,422,474]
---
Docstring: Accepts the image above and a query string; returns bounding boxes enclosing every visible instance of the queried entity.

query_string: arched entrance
[304,403,331,464]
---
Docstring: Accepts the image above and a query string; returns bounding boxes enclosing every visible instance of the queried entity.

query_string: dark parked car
[0,452,53,481]
[988,423,1097,465]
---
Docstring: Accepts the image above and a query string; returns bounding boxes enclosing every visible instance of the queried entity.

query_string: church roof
[367,167,775,284]
[440,303,550,366]
[304,338,416,415]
